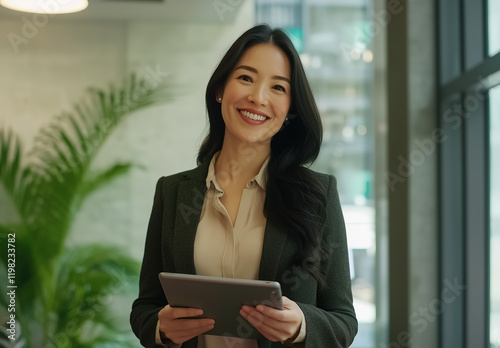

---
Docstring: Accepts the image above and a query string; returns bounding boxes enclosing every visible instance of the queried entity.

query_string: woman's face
[219,43,291,147]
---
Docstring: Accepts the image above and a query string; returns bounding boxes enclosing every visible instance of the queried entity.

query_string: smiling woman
[130,24,358,348]
[218,43,291,149]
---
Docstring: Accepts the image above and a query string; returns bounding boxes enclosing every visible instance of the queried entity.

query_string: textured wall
[0,1,255,260]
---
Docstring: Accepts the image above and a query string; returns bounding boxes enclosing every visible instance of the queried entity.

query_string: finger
[255,297,300,321]
[242,304,296,325]
[281,296,301,313]
[247,315,295,343]
[241,306,285,329]
[163,321,215,344]
[165,306,204,319]
[239,309,282,342]
[163,318,215,332]
[255,305,289,321]
[281,296,297,309]
[240,308,282,335]
[240,306,299,342]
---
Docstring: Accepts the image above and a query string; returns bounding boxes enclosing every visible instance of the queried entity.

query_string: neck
[215,139,271,185]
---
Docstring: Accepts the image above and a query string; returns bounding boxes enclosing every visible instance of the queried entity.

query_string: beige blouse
[195,152,267,348]
[156,152,305,347]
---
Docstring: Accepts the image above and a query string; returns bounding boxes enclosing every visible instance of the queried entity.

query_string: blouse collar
[205,151,270,192]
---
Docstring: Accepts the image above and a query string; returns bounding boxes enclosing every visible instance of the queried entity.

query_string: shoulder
[159,166,202,184]
[302,167,338,191]
[155,164,209,194]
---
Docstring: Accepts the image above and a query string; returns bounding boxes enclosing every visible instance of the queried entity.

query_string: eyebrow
[234,65,291,84]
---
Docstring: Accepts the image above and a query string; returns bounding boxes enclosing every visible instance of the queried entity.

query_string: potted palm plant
[0,73,169,347]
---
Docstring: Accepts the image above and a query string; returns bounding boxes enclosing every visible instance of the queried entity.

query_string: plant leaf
[0,72,171,347]
[77,162,137,206]
[0,130,26,216]
[44,244,140,348]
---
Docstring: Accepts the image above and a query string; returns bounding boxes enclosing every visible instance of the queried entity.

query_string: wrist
[282,325,300,344]
[159,329,169,344]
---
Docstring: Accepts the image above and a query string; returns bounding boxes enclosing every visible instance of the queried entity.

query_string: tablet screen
[158,272,283,339]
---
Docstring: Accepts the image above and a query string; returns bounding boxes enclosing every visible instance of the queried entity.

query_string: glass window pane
[488,0,500,56]
[257,1,378,347]
[306,5,375,348]
[490,84,500,348]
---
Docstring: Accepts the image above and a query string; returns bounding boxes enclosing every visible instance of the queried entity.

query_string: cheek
[223,80,245,102]
[274,98,291,120]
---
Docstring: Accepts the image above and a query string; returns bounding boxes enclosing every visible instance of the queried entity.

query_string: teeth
[240,110,267,121]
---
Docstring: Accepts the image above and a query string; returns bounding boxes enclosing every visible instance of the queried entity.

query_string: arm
[298,174,358,347]
[130,177,170,348]
[130,177,213,347]
[240,174,357,347]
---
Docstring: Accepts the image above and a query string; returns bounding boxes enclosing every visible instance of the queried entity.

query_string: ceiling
[0,0,245,22]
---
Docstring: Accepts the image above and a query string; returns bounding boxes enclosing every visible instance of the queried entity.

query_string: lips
[240,109,268,121]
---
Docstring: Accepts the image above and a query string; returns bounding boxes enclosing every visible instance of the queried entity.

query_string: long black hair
[198,24,329,289]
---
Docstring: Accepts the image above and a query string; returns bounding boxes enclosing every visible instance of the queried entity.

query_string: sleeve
[296,174,358,348]
[155,321,182,348]
[130,178,179,348]
[291,309,307,343]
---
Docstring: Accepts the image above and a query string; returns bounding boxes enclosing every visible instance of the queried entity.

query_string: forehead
[235,43,291,78]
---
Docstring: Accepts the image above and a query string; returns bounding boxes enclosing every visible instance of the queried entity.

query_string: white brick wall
[0,0,254,259]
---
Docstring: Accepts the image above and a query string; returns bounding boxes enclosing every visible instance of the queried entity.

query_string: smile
[239,109,268,121]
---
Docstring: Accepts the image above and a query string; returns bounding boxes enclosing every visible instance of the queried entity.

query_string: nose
[247,84,268,106]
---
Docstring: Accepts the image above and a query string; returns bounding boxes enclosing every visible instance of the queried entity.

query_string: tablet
[158,272,283,339]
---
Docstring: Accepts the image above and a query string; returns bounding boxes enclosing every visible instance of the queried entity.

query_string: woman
[130,24,357,348]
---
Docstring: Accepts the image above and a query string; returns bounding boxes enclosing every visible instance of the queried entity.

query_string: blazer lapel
[170,159,289,283]
[172,163,209,275]
[258,218,287,281]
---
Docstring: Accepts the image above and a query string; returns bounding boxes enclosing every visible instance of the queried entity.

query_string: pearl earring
[218,97,222,102]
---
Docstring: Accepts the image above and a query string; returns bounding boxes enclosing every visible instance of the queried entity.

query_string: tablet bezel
[158,272,283,339]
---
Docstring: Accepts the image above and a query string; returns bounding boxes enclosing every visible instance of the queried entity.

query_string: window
[256,1,378,346]
[489,0,500,56]
[438,0,500,347]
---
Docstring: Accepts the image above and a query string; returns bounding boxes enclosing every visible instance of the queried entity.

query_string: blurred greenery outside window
[256,1,377,347]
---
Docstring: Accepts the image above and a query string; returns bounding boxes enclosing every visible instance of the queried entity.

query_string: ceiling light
[363,50,374,63]
[0,0,88,14]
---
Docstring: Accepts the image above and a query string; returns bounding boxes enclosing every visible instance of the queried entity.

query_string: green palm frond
[0,130,20,196]
[0,130,30,220]
[0,224,36,308]
[0,72,170,347]
[77,162,140,208]
[43,244,139,348]
[5,73,169,267]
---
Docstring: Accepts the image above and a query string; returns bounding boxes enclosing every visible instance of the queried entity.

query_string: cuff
[155,320,182,347]
[155,320,165,346]
[291,308,307,343]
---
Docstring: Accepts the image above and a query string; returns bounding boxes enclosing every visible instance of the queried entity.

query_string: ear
[215,88,223,102]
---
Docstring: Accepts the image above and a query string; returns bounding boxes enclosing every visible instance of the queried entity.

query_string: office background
[0,0,498,347]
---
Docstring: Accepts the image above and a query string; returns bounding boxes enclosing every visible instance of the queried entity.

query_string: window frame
[437,0,499,346]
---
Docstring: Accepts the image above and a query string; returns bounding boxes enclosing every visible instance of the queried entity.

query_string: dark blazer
[130,160,358,348]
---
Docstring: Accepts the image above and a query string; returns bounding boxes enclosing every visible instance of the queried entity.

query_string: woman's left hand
[240,296,303,343]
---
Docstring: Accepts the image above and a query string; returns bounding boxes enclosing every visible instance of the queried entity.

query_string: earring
[218,97,222,102]
[285,116,289,122]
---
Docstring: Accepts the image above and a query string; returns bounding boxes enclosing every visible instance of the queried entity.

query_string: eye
[238,75,253,82]
[273,85,286,92]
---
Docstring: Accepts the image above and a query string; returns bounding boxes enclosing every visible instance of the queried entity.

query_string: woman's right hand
[158,305,215,344]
